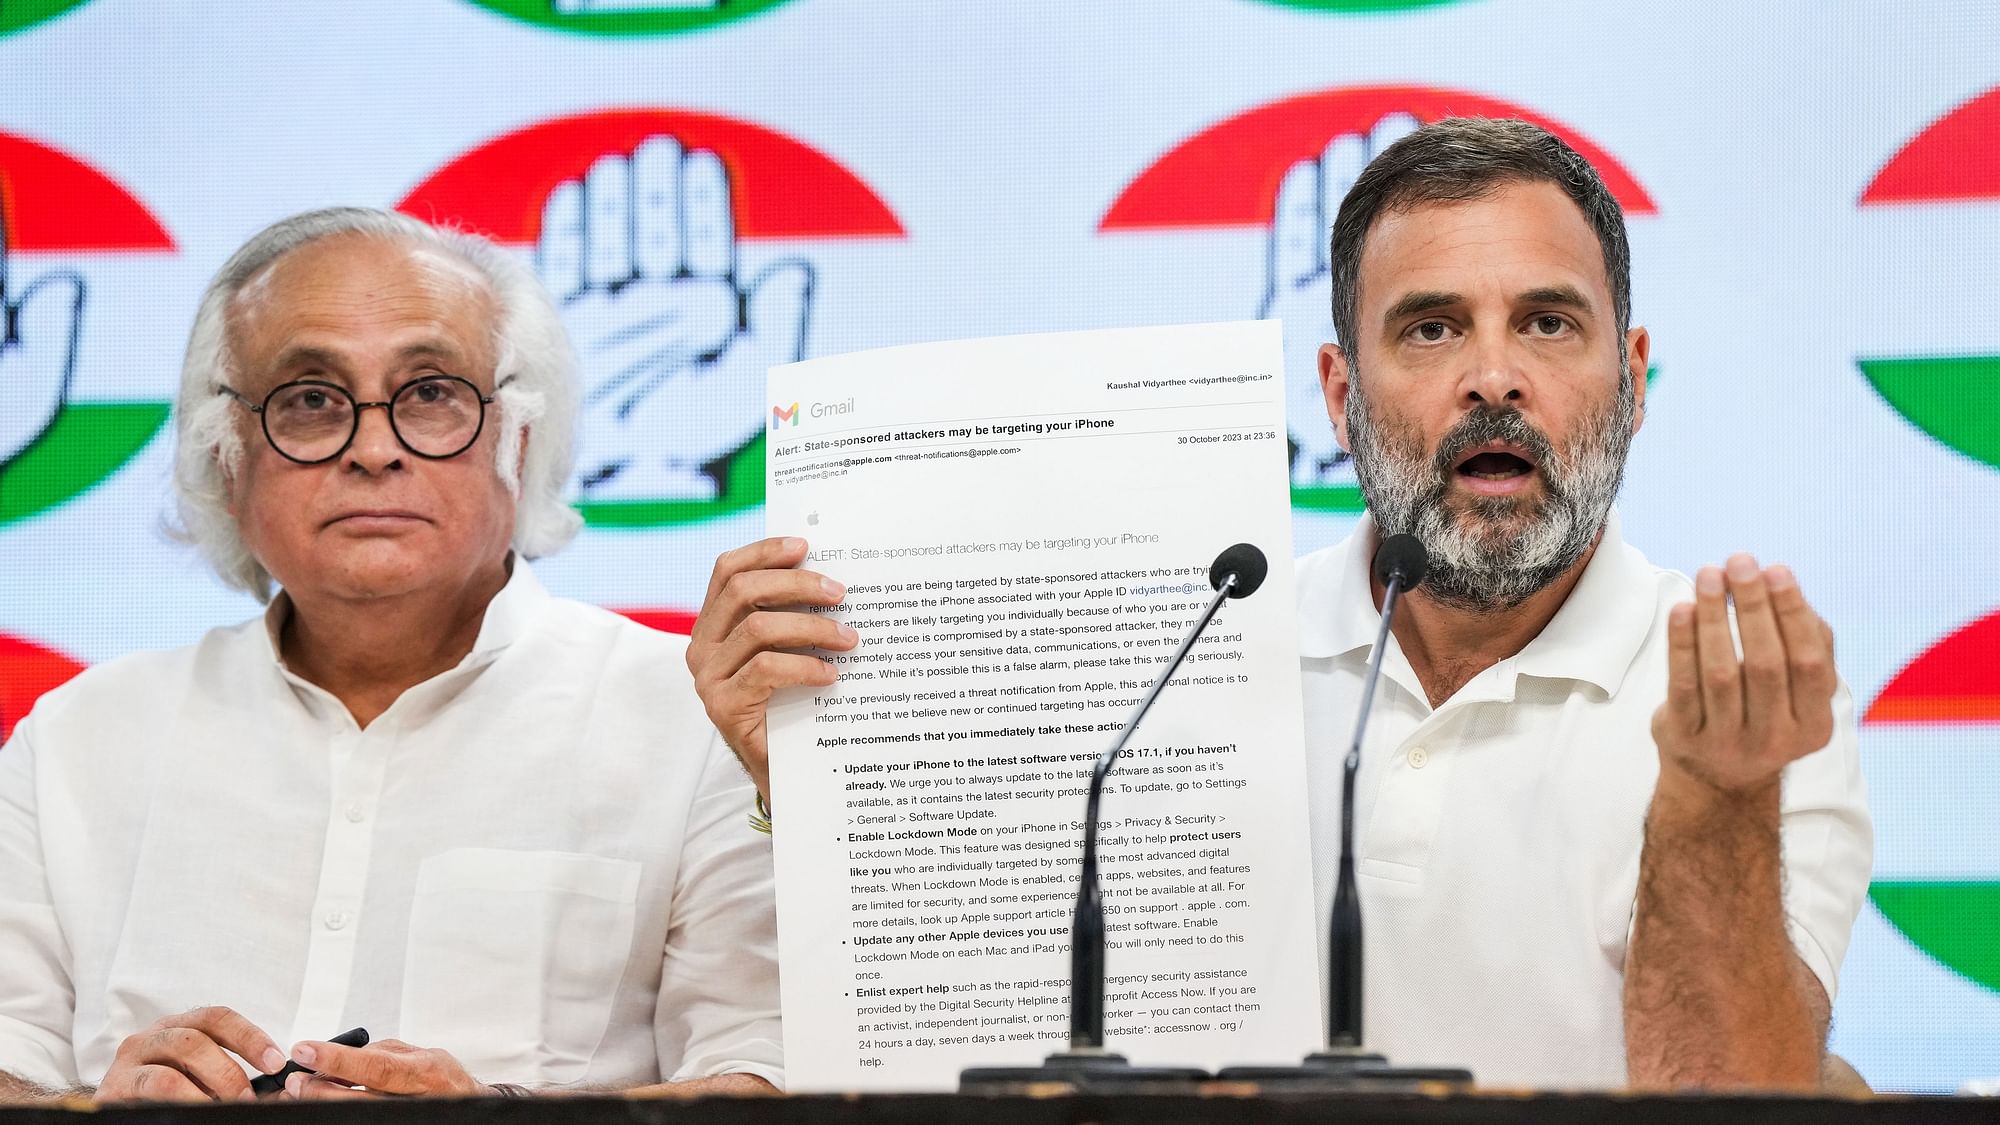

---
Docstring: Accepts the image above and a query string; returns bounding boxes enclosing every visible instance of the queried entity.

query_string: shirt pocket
[399,847,641,1085]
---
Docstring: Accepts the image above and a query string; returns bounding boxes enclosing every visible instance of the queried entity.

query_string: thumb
[0,273,81,460]
[12,272,83,375]
[740,260,813,364]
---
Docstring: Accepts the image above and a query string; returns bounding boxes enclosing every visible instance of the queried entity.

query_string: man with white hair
[0,208,780,1102]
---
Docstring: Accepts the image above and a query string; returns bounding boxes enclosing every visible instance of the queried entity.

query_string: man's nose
[343,402,405,473]
[1460,332,1527,409]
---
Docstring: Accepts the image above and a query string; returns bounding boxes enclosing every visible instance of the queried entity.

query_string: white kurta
[0,561,782,1091]
[1296,512,1873,1088]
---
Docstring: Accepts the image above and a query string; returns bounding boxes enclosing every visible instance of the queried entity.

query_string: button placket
[288,724,395,1042]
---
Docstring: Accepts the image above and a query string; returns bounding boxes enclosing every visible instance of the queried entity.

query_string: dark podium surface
[2,1092,1996,1124]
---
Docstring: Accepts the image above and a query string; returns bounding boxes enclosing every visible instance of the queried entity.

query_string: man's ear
[1320,343,1354,451]
[1625,326,1651,435]
[218,452,240,519]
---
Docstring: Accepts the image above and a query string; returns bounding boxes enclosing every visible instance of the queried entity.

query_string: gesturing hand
[686,536,855,799]
[1651,554,1839,798]
[94,1006,286,1104]
[282,1038,488,1100]
[539,135,814,502]
[1260,112,1416,488]
[0,188,83,467]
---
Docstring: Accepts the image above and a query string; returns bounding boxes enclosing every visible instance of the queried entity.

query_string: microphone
[1216,532,1471,1089]
[961,544,1266,1093]
[1329,533,1425,1048]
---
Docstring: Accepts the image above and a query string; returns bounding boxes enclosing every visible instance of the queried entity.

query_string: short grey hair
[1330,116,1632,354]
[170,207,582,599]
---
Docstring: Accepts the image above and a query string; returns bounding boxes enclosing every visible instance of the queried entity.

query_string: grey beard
[1345,364,1635,612]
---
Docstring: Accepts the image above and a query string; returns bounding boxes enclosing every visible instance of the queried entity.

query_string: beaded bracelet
[749,792,773,835]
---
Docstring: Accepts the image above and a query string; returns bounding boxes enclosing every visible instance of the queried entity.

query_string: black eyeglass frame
[216,375,506,466]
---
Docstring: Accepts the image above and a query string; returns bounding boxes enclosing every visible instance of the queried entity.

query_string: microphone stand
[1216,537,1471,1090]
[961,550,1261,1093]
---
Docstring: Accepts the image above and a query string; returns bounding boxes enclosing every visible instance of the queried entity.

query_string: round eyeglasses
[217,375,502,465]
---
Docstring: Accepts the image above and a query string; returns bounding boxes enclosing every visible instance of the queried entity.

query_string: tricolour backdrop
[0,0,1993,1093]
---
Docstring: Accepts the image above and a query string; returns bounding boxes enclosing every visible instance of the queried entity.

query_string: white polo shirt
[1297,513,1872,1088]
[0,561,782,1092]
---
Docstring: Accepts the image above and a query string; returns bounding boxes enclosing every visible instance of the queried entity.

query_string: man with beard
[1294,117,1869,1089]
[683,118,1869,1090]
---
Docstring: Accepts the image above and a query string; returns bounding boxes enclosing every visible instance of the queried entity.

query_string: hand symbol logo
[539,136,813,502]
[1259,112,1417,492]
[0,185,84,471]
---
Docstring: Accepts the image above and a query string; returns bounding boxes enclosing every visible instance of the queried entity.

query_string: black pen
[249,1027,370,1095]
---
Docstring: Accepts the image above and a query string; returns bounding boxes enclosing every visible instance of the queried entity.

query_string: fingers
[537,179,584,301]
[1369,111,1421,156]
[1724,554,1790,733]
[1766,564,1838,730]
[100,1004,284,1104]
[695,536,813,634]
[175,1006,286,1079]
[732,650,840,699]
[288,1074,377,1101]
[1268,159,1321,292]
[139,1029,257,1102]
[1319,131,1367,230]
[292,1041,430,1096]
[1692,565,1742,732]
[682,149,734,279]
[707,610,851,685]
[584,153,633,289]
[632,135,683,280]
[1660,602,1702,735]
[742,259,814,363]
[102,1064,208,1104]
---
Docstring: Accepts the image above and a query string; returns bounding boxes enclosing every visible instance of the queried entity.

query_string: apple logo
[806,511,820,526]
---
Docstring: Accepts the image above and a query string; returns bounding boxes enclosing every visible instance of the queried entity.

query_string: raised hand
[94,1007,286,1104]
[0,189,84,467]
[685,537,854,800]
[539,136,813,502]
[1259,113,1417,488]
[1651,555,1840,799]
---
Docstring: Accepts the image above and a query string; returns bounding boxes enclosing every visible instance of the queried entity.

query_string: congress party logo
[1857,87,2000,472]
[460,0,798,37]
[0,631,84,742]
[0,130,175,529]
[1100,86,1657,513]
[0,0,92,37]
[397,109,903,529]
[1863,610,2000,994]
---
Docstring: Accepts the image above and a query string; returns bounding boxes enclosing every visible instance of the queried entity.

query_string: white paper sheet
[765,321,1320,1091]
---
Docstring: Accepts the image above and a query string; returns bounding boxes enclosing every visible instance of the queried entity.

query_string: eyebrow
[1382,290,1462,324]
[1518,285,1595,314]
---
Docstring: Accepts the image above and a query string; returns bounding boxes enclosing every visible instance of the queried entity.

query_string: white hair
[170,207,582,599]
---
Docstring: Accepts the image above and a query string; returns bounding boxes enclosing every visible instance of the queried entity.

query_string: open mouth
[1454,445,1537,482]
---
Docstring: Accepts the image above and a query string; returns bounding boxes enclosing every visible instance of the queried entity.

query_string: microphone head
[1209,543,1269,599]
[1373,534,1429,592]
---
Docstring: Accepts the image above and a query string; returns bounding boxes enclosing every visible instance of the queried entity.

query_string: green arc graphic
[0,0,91,36]
[0,402,171,527]
[1858,356,2000,470]
[576,432,764,528]
[461,0,796,37]
[1870,881,2000,992]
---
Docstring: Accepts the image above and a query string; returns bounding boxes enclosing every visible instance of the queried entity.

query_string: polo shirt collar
[1297,510,1652,698]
